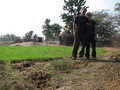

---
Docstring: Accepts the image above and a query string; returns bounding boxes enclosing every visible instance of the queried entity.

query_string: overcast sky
[0,0,119,37]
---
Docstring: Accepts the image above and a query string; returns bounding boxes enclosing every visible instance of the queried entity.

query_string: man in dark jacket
[72,8,88,60]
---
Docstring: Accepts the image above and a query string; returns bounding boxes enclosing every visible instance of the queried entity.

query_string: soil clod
[28,70,51,88]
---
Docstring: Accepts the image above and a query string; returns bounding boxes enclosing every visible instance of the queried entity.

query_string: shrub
[51,60,71,72]
[59,30,74,46]
[112,34,120,47]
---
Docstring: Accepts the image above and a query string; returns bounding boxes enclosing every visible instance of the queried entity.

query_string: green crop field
[0,46,106,62]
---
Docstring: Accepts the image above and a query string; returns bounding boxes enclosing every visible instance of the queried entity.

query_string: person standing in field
[85,12,97,59]
[72,8,88,60]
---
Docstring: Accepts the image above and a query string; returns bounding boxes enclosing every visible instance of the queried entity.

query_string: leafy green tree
[42,19,62,41]
[112,3,120,47]
[115,3,120,11]
[61,0,87,34]
[93,10,117,46]
[23,30,34,41]
[42,19,52,41]
[33,34,38,43]
[114,3,120,26]
[0,34,21,41]
[51,23,62,40]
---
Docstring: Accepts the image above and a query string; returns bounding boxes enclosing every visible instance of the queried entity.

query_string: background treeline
[58,0,120,47]
[0,0,120,47]
[0,34,21,42]
[0,31,39,43]
[42,0,120,47]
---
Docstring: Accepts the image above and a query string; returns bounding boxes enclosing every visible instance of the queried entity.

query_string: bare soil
[9,42,60,46]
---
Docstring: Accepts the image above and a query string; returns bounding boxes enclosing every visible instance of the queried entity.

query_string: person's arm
[94,24,98,40]
[73,23,76,36]
[73,16,78,37]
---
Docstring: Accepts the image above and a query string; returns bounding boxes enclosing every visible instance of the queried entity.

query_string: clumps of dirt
[12,62,35,71]
[68,61,89,69]
[110,54,120,60]
[28,70,51,89]
[0,80,33,90]
[103,63,120,90]
[0,61,5,71]
[0,60,5,65]
[0,61,6,80]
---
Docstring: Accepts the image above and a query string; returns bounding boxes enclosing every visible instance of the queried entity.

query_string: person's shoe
[92,57,96,60]
[79,55,83,58]
[86,57,90,60]
[71,57,76,60]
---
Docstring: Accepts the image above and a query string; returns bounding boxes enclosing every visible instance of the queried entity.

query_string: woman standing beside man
[72,10,98,60]
[85,12,97,60]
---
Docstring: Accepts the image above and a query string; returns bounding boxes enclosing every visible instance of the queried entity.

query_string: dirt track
[9,42,60,46]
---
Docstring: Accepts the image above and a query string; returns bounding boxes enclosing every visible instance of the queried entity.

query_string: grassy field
[0,46,106,62]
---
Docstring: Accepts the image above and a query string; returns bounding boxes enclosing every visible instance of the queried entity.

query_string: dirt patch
[68,61,89,69]
[110,54,120,60]
[103,63,120,90]
[28,70,51,89]
[12,62,35,71]
[0,61,5,71]
[102,54,120,61]
[10,42,60,46]
[100,47,119,53]
[0,80,33,90]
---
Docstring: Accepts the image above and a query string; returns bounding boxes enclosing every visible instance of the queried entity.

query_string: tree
[115,3,120,11]
[33,34,38,43]
[114,3,120,26]
[92,10,117,46]
[23,30,34,42]
[112,3,120,47]
[42,18,62,41]
[42,19,52,41]
[51,23,62,40]
[59,30,74,46]
[61,0,87,34]
[0,34,21,41]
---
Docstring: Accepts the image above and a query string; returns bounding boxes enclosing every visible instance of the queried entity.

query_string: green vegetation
[4,65,12,73]
[51,60,71,72]
[112,49,120,55]
[42,18,62,41]
[0,46,106,62]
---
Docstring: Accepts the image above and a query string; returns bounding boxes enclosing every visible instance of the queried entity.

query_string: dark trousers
[79,44,85,57]
[72,34,85,58]
[85,35,96,58]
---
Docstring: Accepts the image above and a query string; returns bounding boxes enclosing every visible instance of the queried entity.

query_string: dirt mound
[28,70,51,89]
[10,42,60,46]
[110,54,120,60]
[10,42,34,46]
[68,61,89,69]
[12,62,35,71]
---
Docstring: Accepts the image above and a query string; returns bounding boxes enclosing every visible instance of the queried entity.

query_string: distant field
[0,46,106,62]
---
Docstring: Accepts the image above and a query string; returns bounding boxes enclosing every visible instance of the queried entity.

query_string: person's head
[86,12,93,20]
[80,8,87,16]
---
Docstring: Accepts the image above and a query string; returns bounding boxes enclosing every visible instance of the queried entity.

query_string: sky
[0,0,119,37]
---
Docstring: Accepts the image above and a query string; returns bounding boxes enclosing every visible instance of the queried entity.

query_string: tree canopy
[61,0,87,34]
[92,10,118,46]
[42,18,62,41]
[115,3,120,12]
